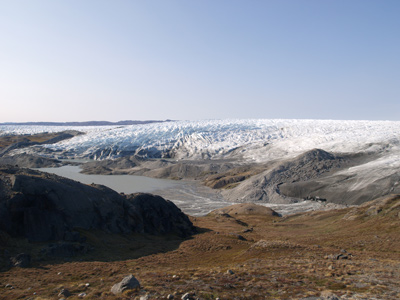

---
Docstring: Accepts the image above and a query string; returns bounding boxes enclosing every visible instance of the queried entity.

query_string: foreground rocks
[0,166,196,244]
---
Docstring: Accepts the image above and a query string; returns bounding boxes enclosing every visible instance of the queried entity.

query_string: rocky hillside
[0,196,399,299]
[0,166,195,249]
[79,148,400,206]
[221,149,369,204]
[0,130,82,158]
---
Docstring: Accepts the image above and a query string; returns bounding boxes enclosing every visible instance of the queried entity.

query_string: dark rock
[181,293,195,300]
[81,156,139,174]
[10,253,31,268]
[229,233,247,241]
[336,253,349,260]
[0,154,61,168]
[210,203,280,217]
[64,231,86,243]
[58,288,71,298]
[41,242,89,258]
[126,193,196,238]
[111,274,140,295]
[0,166,196,243]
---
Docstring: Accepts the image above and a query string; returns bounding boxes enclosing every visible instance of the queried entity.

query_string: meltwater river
[37,165,325,216]
[37,165,233,216]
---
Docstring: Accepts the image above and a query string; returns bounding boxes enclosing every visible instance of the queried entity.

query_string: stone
[226,269,234,275]
[320,290,340,300]
[229,233,247,241]
[111,274,140,295]
[58,288,71,298]
[181,293,193,300]
[10,253,31,268]
[336,253,348,260]
[167,295,174,299]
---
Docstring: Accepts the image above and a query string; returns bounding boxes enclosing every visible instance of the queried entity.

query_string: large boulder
[111,274,140,295]
[10,253,31,268]
[0,166,196,243]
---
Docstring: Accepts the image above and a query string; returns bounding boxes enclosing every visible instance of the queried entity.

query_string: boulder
[111,274,140,295]
[181,293,193,300]
[10,253,31,268]
[58,288,71,298]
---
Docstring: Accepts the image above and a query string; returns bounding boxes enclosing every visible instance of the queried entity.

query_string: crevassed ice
[1,119,400,163]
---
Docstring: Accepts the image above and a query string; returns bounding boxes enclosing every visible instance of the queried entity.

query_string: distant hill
[0,120,174,126]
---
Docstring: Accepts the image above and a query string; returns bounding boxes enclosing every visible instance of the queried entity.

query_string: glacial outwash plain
[0,119,400,299]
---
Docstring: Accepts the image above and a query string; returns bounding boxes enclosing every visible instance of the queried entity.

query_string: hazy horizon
[0,118,400,126]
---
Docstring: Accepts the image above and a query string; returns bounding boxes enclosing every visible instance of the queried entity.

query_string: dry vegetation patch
[1,197,400,299]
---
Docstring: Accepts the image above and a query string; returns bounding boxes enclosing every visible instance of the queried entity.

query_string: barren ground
[1,195,399,300]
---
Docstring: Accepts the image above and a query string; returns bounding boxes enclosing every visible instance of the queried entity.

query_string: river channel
[38,165,325,216]
[37,165,233,216]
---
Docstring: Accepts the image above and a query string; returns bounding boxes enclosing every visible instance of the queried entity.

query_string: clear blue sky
[1,0,399,122]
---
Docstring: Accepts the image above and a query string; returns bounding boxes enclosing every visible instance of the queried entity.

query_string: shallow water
[37,165,232,216]
[37,165,324,216]
[38,165,179,193]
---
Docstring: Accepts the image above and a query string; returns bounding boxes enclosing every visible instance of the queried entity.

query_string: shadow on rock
[0,166,196,269]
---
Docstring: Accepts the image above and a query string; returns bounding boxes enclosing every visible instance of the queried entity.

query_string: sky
[1,0,399,122]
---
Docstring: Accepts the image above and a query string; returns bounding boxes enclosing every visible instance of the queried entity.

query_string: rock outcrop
[80,156,140,175]
[222,148,348,204]
[0,166,196,243]
[0,153,62,168]
[342,194,400,220]
[0,130,82,158]
[209,203,280,217]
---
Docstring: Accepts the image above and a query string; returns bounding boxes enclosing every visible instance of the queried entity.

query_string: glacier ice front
[2,119,400,163]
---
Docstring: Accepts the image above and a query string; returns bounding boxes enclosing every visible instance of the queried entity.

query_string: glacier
[2,119,400,163]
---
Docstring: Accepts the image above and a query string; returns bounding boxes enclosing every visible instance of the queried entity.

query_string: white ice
[2,119,400,164]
